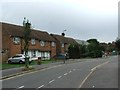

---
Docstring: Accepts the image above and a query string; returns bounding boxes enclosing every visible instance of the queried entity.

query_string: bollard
[38,57,41,65]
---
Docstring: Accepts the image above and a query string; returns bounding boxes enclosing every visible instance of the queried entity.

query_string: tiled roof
[51,34,78,44]
[1,22,56,42]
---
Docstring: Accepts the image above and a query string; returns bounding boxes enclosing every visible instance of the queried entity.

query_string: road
[2,56,118,89]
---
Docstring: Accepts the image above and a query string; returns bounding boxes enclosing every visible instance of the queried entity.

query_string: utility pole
[62,30,67,64]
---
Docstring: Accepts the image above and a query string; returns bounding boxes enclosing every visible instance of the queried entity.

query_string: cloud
[1,0,118,42]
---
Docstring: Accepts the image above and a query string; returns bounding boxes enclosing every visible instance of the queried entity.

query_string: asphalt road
[81,56,118,88]
[2,56,118,89]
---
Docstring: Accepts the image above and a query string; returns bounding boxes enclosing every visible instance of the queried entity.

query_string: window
[61,43,64,47]
[40,41,45,46]
[51,42,55,47]
[31,39,36,45]
[31,51,36,57]
[13,37,20,44]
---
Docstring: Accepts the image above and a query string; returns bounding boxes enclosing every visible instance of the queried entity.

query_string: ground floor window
[27,50,50,60]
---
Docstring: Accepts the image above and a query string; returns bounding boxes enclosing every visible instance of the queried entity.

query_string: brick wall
[50,42,56,58]
[2,35,57,62]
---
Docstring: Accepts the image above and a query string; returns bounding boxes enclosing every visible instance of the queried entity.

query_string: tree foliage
[87,39,102,58]
[115,39,120,51]
[115,39,120,55]
[68,44,80,59]
[23,18,31,69]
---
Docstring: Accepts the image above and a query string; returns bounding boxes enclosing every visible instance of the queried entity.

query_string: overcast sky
[1,0,119,43]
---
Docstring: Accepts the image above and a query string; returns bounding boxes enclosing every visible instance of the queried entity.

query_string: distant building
[75,39,89,46]
[50,34,78,55]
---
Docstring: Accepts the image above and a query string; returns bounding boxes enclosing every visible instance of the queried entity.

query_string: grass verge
[1,59,61,70]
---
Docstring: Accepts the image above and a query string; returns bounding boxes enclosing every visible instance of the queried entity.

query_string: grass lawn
[1,59,62,70]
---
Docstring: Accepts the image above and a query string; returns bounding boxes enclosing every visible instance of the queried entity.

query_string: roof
[2,22,24,37]
[66,37,78,44]
[1,22,56,42]
[75,39,89,45]
[51,34,78,44]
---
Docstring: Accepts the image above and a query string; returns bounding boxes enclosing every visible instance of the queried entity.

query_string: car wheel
[8,60,12,64]
[19,60,23,64]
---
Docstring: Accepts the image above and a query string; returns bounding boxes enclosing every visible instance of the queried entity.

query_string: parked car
[54,54,69,60]
[8,54,32,64]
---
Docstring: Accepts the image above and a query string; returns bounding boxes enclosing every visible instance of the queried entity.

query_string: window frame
[61,43,64,47]
[51,42,55,47]
[31,38,36,45]
[13,37,20,44]
[40,40,45,46]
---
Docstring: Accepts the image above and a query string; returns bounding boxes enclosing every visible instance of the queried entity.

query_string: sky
[0,0,119,43]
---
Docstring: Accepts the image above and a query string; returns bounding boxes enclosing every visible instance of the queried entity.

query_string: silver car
[8,54,32,64]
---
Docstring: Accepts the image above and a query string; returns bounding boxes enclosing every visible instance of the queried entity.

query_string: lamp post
[62,30,67,37]
[62,30,67,63]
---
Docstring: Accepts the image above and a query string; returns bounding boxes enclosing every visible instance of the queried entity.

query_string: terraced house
[1,22,56,62]
[50,34,78,55]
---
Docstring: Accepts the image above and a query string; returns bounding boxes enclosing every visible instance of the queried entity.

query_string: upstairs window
[40,41,45,46]
[31,39,36,45]
[51,42,55,47]
[13,37,20,44]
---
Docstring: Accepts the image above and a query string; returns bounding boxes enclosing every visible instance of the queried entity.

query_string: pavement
[1,58,92,79]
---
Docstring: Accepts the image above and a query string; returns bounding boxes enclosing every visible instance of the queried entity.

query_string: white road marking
[18,86,24,89]
[69,71,72,73]
[78,61,109,89]
[73,69,76,71]
[64,73,68,75]
[49,79,55,84]
[91,61,109,71]
[38,85,44,88]
[58,76,62,78]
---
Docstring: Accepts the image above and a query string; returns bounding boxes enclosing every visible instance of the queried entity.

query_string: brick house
[50,34,78,55]
[1,22,56,62]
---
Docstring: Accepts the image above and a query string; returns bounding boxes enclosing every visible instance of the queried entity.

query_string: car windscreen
[12,56,22,58]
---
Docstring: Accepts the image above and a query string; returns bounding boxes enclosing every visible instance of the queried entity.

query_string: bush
[68,44,80,59]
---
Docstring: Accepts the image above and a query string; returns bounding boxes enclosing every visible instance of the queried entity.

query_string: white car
[8,54,32,64]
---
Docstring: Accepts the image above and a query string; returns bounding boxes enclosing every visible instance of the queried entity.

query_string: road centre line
[64,73,68,75]
[58,76,62,78]
[73,69,76,71]
[49,79,55,84]
[18,86,24,88]
[14,86,24,90]
[38,85,44,88]
[69,71,72,73]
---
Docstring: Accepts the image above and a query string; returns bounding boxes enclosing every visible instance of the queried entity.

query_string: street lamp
[61,30,67,64]
[62,30,67,37]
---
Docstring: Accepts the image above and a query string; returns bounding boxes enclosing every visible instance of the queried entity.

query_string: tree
[79,45,88,58]
[68,44,80,59]
[87,39,102,58]
[115,39,120,54]
[23,18,31,69]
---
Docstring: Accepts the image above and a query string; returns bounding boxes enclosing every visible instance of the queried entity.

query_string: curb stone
[1,67,47,80]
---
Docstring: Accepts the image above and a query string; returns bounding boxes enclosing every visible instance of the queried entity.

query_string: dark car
[54,54,69,60]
